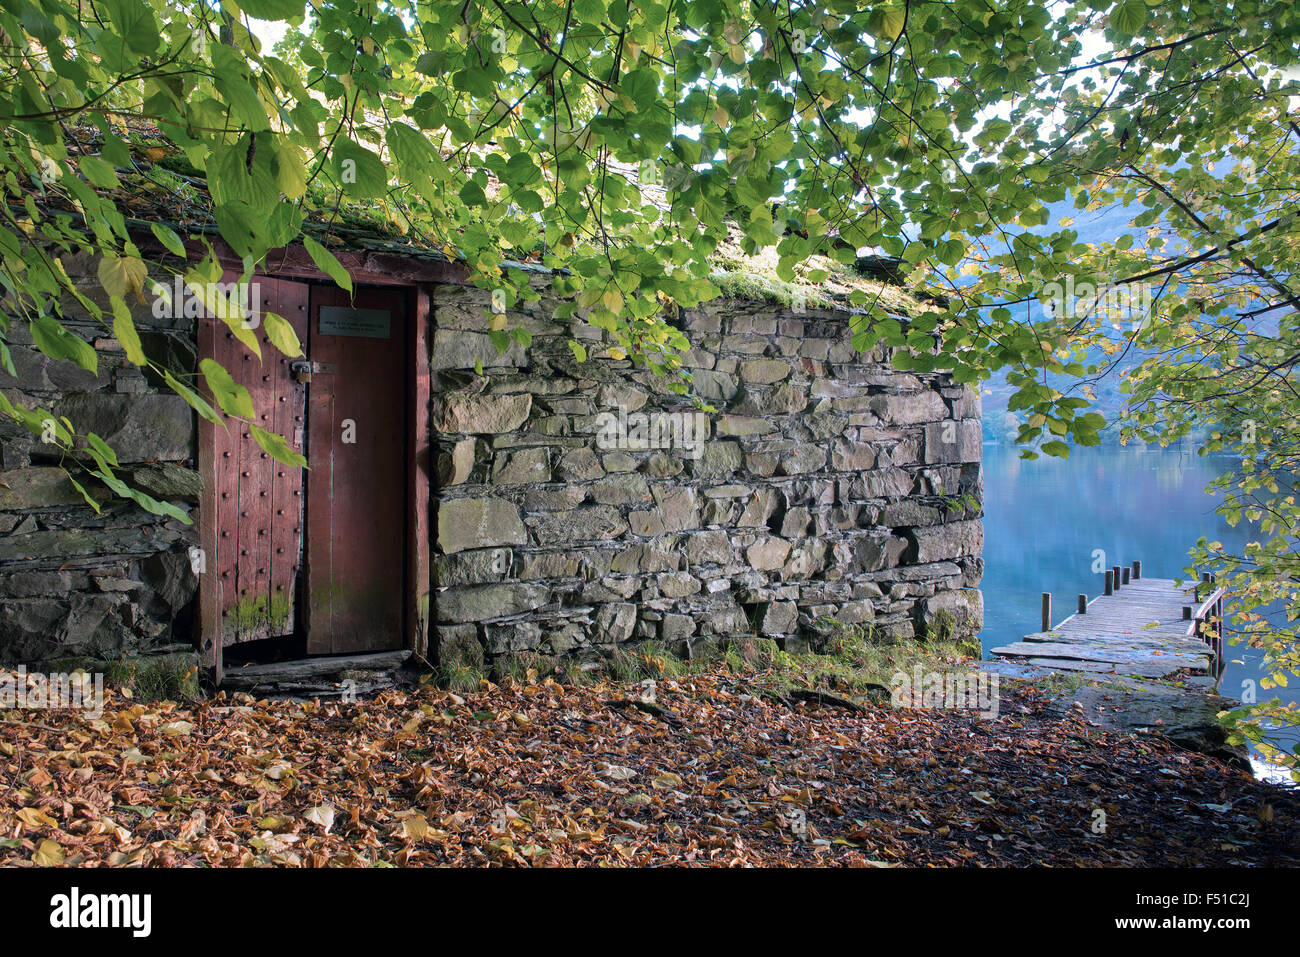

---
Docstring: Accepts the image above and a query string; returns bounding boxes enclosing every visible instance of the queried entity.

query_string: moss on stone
[706,230,930,317]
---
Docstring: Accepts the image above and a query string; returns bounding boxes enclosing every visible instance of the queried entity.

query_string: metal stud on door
[198,276,309,645]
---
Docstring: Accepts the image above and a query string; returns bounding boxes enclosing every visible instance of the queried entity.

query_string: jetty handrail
[1191,586,1226,625]
[1189,578,1227,681]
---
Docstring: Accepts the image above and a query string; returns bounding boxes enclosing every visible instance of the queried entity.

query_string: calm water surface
[979,443,1299,783]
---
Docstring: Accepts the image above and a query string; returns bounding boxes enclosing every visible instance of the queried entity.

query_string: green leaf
[99,0,160,53]
[869,6,907,41]
[86,432,118,468]
[250,423,307,468]
[302,236,353,293]
[77,156,119,188]
[30,316,96,374]
[186,272,261,360]
[110,296,146,365]
[459,180,487,207]
[150,223,187,259]
[234,0,307,19]
[64,472,102,515]
[333,139,387,199]
[1112,0,1146,36]
[200,358,256,419]
[164,371,221,426]
[97,255,148,300]
[262,312,303,358]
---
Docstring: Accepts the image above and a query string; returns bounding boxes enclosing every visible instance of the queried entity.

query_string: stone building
[0,226,983,682]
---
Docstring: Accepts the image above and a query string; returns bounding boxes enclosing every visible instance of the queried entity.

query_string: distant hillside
[974,196,1231,449]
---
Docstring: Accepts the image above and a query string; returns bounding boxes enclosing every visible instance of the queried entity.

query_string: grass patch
[602,641,690,683]
[1038,670,1096,696]
[103,654,201,703]
[735,621,981,704]
[426,627,981,709]
[434,662,486,694]
[707,226,932,318]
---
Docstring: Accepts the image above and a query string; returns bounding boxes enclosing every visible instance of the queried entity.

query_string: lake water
[979,443,1299,783]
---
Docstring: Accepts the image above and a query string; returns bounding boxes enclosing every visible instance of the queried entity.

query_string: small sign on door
[319,306,391,339]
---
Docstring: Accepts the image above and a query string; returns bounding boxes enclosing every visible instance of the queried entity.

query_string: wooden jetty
[991,562,1226,681]
[986,563,1242,762]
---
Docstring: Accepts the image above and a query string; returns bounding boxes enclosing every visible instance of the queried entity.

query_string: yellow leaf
[403,816,429,841]
[33,839,65,866]
[16,807,58,829]
[188,272,261,360]
[97,255,148,301]
[274,142,307,200]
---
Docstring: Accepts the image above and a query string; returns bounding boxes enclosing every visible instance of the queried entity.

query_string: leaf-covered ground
[2,671,1297,867]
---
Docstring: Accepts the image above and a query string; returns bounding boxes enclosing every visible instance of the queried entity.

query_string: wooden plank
[1022,658,1193,679]
[132,229,473,288]
[224,650,410,681]
[236,305,275,640]
[266,278,309,642]
[197,314,223,681]
[1016,631,1210,654]
[305,285,408,655]
[990,640,1210,668]
[408,285,432,661]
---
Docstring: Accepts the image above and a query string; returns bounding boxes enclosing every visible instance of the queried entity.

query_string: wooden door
[304,285,408,654]
[198,276,309,645]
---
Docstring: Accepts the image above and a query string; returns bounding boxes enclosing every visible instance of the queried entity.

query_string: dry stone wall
[0,255,984,674]
[432,284,984,674]
[0,253,200,664]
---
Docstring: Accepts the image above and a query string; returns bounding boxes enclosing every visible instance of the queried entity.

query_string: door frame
[195,262,433,684]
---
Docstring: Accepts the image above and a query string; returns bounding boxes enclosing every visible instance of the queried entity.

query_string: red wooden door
[304,285,408,654]
[198,277,309,645]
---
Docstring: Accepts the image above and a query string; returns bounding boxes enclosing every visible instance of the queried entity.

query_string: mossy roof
[44,124,933,315]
